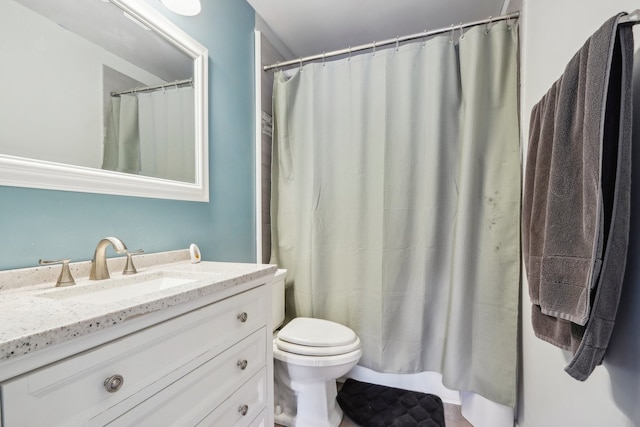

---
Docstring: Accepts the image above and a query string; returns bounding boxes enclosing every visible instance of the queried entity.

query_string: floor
[442,403,474,427]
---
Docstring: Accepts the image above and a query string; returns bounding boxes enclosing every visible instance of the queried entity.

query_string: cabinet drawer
[107,329,267,426]
[196,369,268,427]
[1,286,266,427]
[247,408,269,427]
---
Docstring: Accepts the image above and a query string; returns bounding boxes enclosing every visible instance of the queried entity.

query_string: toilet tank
[271,269,287,330]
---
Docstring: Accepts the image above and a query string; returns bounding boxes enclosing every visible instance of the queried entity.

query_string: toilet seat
[275,317,361,357]
[273,341,363,367]
[275,336,362,356]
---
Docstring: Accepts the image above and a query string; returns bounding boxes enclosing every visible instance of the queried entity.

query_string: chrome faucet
[90,237,128,280]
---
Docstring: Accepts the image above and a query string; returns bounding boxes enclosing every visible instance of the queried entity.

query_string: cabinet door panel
[1,287,267,427]
[196,370,268,427]
[247,408,269,427]
[107,329,267,426]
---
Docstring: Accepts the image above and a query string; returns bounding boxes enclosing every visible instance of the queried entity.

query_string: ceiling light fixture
[160,0,201,16]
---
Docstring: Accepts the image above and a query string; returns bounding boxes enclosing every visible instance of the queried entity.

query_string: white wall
[519,1,640,426]
[254,15,295,61]
[0,1,163,169]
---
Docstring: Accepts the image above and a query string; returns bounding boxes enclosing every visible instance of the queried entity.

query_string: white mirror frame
[0,0,209,202]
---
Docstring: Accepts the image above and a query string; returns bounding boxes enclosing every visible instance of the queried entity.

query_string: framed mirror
[0,0,209,201]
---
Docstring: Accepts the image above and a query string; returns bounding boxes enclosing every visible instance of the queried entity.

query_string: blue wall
[0,0,257,270]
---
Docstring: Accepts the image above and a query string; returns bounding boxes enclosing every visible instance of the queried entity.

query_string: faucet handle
[39,259,76,287]
[122,250,144,275]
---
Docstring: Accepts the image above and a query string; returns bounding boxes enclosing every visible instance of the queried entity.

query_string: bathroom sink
[36,270,214,304]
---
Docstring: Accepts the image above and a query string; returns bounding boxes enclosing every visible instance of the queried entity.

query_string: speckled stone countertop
[0,250,277,362]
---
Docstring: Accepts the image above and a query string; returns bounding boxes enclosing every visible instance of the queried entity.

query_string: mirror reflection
[1,0,197,183]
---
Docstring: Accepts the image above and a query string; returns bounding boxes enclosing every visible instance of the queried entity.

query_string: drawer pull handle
[238,404,249,416]
[237,312,248,322]
[237,359,248,370]
[104,374,124,393]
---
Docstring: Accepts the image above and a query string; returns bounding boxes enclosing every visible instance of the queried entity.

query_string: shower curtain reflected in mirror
[271,22,520,409]
[102,86,195,182]
[103,94,140,174]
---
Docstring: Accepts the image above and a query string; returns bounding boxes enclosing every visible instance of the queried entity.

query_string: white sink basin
[37,270,213,304]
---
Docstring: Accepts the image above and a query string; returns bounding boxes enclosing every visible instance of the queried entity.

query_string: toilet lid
[276,317,361,355]
[277,317,358,347]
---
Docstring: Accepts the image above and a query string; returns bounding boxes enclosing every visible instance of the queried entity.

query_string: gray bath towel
[565,17,633,380]
[524,15,619,327]
[523,13,633,379]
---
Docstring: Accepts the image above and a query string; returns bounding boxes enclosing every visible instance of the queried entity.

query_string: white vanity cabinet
[0,283,273,427]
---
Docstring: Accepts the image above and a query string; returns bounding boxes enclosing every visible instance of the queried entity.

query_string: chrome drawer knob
[237,359,248,370]
[104,374,124,393]
[238,404,249,416]
[237,312,248,322]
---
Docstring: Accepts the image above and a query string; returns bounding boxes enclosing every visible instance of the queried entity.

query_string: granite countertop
[0,250,277,362]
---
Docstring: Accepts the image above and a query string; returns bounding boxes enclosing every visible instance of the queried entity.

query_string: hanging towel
[565,15,633,380]
[523,13,633,379]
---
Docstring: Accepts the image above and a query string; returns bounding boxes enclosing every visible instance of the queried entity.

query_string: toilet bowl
[270,270,362,427]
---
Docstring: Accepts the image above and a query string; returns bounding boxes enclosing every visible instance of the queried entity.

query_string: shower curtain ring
[485,16,493,34]
[299,58,303,72]
[422,29,427,47]
[507,15,514,30]
[449,24,454,43]
[372,41,376,58]
[348,46,352,61]
[322,52,326,67]
[459,22,465,39]
[395,36,400,53]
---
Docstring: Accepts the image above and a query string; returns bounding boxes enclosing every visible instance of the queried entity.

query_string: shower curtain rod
[263,11,520,71]
[110,78,193,97]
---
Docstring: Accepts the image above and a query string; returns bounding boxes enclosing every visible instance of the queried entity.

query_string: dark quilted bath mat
[336,379,445,427]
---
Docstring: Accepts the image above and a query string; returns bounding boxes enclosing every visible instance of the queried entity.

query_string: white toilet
[271,269,362,427]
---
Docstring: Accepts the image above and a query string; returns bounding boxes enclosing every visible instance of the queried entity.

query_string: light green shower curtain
[103,94,141,174]
[103,87,195,182]
[271,22,520,407]
[138,86,195,182]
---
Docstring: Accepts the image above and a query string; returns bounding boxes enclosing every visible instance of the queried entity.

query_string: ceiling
[248,0,513,59]
[15,0,192,81]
